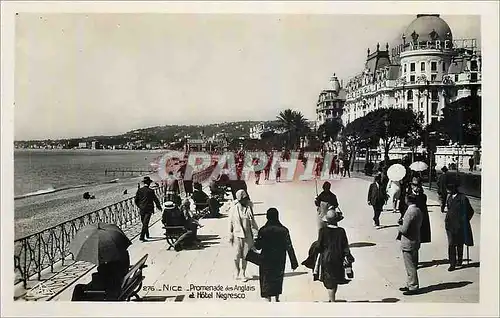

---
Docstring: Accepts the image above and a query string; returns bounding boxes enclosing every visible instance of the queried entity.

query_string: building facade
[316,74,346,127]
[342,14,481,127]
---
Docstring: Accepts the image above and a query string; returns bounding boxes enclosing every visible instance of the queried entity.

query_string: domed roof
[403,14,452,44]
[329,74,341,92]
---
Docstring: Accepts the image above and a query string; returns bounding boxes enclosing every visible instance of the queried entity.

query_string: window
[404,64,407,73]
[407,90,413,101]
[455,74,459,82]
[421,62,426,71]
[471,60,478,71]
[431,102,439,115]
[431,61,437,71]
[410,75,415,83]
[410,63,415,72]
[431,90,439,101]
[431,117,438,125]
[470,73,478,82]
[442,62,446,72]
[407,103,413,109]
[431,74,437,82]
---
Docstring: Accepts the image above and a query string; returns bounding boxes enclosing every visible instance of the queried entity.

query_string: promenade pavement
[54,173,480,303]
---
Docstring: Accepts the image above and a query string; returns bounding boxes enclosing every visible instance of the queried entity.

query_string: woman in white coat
[386,179,401,213]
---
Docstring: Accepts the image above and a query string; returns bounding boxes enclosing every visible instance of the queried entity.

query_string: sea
[14,149,165,199]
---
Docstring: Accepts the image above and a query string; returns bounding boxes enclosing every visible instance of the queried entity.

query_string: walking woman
[386,179,402,213]
[228,189,259,281]
[254,208,299,302]
[317,209,355,302]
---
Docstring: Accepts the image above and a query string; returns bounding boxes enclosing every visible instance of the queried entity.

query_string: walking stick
[314,177,318,196]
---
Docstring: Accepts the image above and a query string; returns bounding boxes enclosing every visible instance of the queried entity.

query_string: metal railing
[13,165,216,289]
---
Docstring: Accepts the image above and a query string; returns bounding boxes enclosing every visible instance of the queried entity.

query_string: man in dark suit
[436,166,449,213]
[367,174,387,228]
[445,180,474,271]
[135,176,161,241]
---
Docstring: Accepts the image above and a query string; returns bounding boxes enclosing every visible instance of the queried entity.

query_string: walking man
[135,176,162,242]
[398,194,423,295]
[445,180,474,271]
[367,174,387,228]
[436,166,449,213]
[342,158,350,178]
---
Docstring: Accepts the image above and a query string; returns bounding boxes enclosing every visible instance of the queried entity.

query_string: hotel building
[341,14,481,127]
[316,74,346,127]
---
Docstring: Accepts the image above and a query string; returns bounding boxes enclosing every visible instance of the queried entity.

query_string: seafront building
[314,14,481,169]
[315,74,346,127]
[341,14,481,127]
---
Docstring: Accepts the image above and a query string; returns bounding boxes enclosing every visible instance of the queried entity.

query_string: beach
[14,175,162,240]
[13,149,176,240]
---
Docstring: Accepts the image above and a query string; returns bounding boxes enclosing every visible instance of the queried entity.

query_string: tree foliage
[439,95,481,145]
[341,108,420,160]
[317,118,344,142]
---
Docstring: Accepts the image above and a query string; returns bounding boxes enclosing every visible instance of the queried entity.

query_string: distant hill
[16,120,281,145]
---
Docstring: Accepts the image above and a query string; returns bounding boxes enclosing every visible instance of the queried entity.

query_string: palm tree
[277,109,310,148]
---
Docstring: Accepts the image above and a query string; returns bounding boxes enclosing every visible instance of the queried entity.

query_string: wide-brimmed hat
[142,176,153,184]
[163,201,176,209]
[324,209,344,224]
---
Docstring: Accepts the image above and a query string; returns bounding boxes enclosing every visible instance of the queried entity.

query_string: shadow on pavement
[182,240,220,251]
[197,234,220,241]
[135,294,185,302]
[416,281,473,294]
[418,259,449,269]
[458,262,480,269]
[247,271,309,281]
[378,224,399,229]
[336,298,400,303]
[349,242,376,248]
[284,271,309,278]
[417,259,474,269]
[144,237,166,242]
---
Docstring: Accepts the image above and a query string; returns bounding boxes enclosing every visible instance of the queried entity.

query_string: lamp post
[383,114,390,167]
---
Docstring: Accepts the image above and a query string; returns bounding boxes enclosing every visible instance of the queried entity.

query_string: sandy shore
[14,174,163,240]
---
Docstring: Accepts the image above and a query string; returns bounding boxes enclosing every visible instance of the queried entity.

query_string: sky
[14,13,480,140]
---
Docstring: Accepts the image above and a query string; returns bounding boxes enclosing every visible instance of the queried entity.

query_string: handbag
[245,249,262,266]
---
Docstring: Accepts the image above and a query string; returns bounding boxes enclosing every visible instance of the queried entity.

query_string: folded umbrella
[409,161,428,172]
[69,223,132,265]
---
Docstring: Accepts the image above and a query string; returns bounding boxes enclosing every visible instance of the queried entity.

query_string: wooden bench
[118,254,148,301]
[163,226,189,251]
[74,254,148,302]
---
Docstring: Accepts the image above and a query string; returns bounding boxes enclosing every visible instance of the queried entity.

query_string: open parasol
[386,163,406,182]
[69,223,131,265]
[410,161,428,172]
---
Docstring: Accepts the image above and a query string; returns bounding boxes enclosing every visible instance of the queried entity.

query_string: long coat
[416,193,431,243]
[254,223,298,298]
[446,193,474,246]
[367,182,387,208]
[316,226,354,289]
